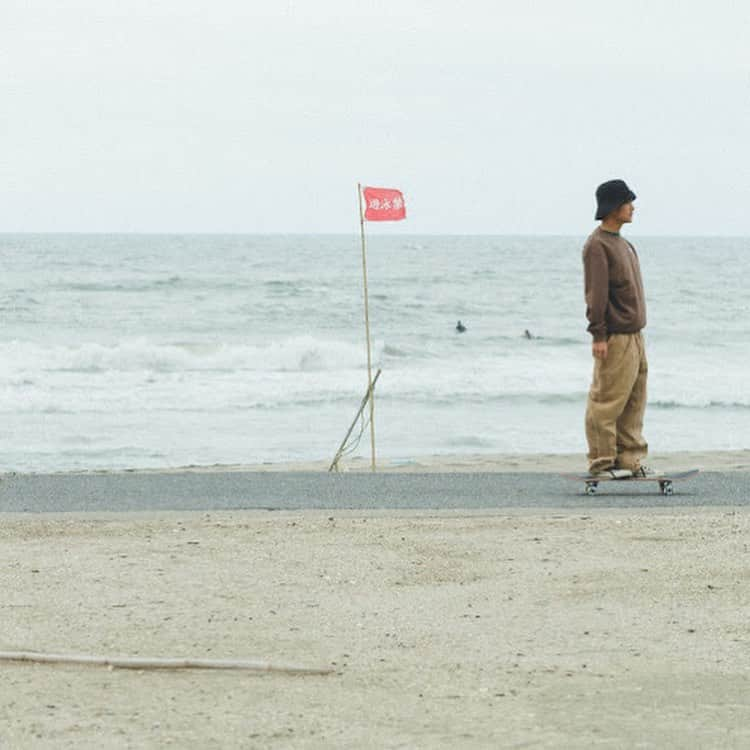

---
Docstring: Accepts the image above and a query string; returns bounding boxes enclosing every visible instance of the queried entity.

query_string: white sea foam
[0,336,372,375]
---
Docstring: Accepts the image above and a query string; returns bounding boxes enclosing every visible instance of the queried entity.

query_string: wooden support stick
[0,651,333,675]
[329,368,382,472]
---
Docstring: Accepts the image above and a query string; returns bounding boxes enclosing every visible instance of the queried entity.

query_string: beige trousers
[585,332,648,473]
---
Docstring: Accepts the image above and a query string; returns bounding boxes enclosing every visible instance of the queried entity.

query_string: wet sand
[159,448,750,474]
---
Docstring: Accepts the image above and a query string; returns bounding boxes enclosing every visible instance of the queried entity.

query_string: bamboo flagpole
[355,184,406,473]
[357,183,377,471]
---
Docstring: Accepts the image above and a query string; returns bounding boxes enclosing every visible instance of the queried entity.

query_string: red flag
[363,186,406,221]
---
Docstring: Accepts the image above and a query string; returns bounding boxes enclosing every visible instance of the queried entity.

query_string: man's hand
[592,340,608,360]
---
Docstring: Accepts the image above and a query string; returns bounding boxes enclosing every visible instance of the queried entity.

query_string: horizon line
[1,230,748,239]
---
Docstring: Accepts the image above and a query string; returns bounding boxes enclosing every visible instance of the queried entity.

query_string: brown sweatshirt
[582,227,647,342]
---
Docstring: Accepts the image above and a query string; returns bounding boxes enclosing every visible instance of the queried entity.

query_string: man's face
[614,201,635,223]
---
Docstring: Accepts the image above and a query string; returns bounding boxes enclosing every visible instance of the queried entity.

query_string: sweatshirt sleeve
[583,243,609,342]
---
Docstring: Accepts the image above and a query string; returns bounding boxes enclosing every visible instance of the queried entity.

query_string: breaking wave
[0,336,373,375]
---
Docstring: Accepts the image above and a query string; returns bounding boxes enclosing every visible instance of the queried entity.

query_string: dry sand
[2,506,750,748]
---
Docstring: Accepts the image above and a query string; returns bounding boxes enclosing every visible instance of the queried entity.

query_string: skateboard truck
[585,479,674,496]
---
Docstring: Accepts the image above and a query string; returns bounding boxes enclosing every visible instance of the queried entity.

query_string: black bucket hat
[595,179,636,220]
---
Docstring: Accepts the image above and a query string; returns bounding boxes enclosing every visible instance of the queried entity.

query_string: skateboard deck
[562,469,700,496]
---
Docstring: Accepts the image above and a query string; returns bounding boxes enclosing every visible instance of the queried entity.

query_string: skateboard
[562,469,700,496]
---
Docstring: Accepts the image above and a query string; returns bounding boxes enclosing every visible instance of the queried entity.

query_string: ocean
[1,233,748,473]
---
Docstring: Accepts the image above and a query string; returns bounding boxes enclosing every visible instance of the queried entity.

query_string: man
[583,179,653,479]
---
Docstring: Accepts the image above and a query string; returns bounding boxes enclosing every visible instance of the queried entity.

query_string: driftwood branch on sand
[0,651,333,675]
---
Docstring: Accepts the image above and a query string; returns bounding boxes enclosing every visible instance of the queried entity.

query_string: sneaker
[589,468,633,480]
[632,465,659,478]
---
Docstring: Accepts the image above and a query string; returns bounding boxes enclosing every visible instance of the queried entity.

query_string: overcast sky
[1,0,749,234]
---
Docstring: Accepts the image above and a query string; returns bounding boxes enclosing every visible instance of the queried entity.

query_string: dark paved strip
[0,471,746,513]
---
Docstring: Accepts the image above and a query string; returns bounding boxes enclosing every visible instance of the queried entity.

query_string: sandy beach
[2,487,750,747]
[118,448,750,475]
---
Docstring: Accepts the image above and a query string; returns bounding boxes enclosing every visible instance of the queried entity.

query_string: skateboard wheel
[660,481,674,496]
[585,483,597,496]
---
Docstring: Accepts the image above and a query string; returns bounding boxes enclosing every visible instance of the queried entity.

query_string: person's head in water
[595,179,636,233]
[456,320,466,333]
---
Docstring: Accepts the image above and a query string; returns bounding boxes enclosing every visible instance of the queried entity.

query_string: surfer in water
[456,320,467,333]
